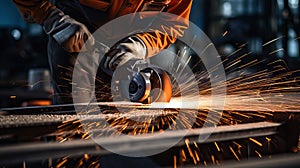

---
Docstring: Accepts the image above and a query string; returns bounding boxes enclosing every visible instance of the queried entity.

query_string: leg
[47,37,77,104]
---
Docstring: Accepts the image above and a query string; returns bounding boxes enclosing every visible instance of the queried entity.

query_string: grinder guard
[129,67,172,104]
[112,65,173,104]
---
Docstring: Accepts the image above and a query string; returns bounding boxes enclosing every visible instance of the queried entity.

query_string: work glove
[43,8,94,53]
[97,36,148,102]
[101,36,147,75]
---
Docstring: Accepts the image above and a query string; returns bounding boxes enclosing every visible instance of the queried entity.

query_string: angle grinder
[107,60,173,104]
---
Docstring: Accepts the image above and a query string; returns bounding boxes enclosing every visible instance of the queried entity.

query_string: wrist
[130,36,148,59]
[42,8,81,45]
[33,0,57,24]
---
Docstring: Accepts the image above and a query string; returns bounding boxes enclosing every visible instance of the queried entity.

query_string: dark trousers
[48,0,100,104]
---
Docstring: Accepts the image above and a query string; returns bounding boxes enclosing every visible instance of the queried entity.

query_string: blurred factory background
[1,1,300,168]
[1,0,300,107]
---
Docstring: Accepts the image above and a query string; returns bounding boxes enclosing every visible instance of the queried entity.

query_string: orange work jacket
[13,0,192,56]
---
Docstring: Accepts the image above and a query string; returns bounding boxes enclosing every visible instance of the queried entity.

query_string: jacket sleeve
[12,0,56,24]
[137,0,192,57]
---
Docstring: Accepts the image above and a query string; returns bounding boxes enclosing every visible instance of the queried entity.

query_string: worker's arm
[102,0,193,72]
[12,0,94,53]
[137,0,192,57]
[12,0,55,24]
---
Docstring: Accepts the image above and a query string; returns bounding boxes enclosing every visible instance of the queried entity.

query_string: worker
[12,0,193,105]
[12,1,194,166]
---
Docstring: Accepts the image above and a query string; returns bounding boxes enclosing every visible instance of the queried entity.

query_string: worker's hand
[43,8,94,53]
[102,36,147,72]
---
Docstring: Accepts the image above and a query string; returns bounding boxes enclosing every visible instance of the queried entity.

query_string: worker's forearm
[12,0,56,24]
[138,0,192,57]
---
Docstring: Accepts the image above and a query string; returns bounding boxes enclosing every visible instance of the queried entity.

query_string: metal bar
[0,108,178,128]
[208,153,300,168]
[0,122,281,165]
[2,93,300,115]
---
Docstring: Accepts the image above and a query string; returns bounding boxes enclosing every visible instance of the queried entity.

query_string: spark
[229,146,240,161]
[225,60,241,71]
[174,155,177,168]
[214,142,220,152]
[263,36,285,47]
[249,138,263,147]
[269,48,284,55]
[58,138,68,143]
[227,48,243,58]
[211,155,216,164]
[238,42,248,48]
[194,150,200,162]
[185,138,197,164]
[266,137,271,153]
[194,141,200,151]
[82,132,91,139]
[232,141,242,148]
[84,154,89,160]
[56,157,68,168]
[180,149,187,162]
[248,113,267,119]
[238,59,258,69]
[230,111,251,119]
[226,52,253,69]
[255,150,262,158]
